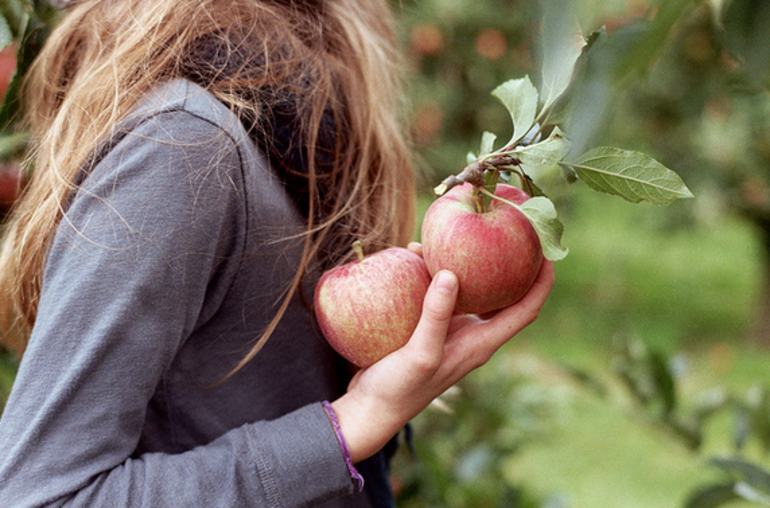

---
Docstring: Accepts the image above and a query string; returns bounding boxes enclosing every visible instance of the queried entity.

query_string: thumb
[406,270,459,359]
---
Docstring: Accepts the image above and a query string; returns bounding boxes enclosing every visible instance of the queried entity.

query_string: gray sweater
[0,80,377,507]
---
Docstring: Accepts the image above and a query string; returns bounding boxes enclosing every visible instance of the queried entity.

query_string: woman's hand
[331,248,555,463]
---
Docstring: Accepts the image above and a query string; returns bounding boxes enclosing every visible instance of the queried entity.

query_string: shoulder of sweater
[122,78,253,150]
[81,79,266,188]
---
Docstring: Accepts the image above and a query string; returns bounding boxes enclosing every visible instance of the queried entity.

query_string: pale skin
[331,242,555,463]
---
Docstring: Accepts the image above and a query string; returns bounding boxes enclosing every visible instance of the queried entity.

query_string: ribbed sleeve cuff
[246,403,357,507]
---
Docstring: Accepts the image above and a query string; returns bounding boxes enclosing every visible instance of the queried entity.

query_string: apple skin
[314,247,431,368]
[421,182,543,315]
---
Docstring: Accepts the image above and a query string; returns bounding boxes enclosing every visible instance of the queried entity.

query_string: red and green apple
[421,182,543,315]
[314,244,431,368]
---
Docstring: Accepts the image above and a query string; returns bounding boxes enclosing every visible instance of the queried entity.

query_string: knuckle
[526,305,542,325]
[457,341,492,371]
[471,349,494,370]
[516,300,541,328]
[522,309,539,327]
[411,349,441,375]
[422,299,452,324]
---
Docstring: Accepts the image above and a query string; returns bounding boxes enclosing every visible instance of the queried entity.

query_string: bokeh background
[2,0,770,506]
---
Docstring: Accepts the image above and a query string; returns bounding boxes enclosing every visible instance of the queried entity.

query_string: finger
[515,259,555,322]
[403,270,458,369]
[450,260,554,368]
[407,242,423,257]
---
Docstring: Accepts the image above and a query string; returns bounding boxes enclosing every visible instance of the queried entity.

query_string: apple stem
[471,186,484,214]
[482,170,500,212]
[352,240,365,262]
[433,161,485,196]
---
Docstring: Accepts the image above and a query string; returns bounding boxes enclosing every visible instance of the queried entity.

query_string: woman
[0,0,554,506]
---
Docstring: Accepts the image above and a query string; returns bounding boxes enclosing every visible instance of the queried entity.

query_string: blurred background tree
[576,0,770,342]
[398,0,770,342]
[393,0,770,506]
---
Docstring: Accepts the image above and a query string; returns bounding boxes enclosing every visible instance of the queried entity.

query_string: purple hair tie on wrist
[322,401,365,493]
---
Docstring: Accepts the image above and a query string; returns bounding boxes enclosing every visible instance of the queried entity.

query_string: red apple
[314,244,431,368]
[421,182,543,315]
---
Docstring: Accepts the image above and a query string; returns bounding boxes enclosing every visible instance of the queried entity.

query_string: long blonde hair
[0,0,416,366]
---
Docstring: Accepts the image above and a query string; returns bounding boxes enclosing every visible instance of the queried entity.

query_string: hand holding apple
[331,259,554,463]
[314,182,547,366]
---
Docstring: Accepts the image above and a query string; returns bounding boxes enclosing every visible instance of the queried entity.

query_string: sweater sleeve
[0,107,355,507]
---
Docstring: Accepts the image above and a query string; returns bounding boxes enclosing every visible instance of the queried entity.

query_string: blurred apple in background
[0,44,17,100]
[0,162,24,219]
[0,44,24,220]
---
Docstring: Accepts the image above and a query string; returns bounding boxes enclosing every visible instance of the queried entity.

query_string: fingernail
[434,270,458,294]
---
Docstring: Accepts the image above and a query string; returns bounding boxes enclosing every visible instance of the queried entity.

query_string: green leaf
[648,349,676,416]
[0,6,52,132]
[0,0,27,37]
[466,152,478,165]
[482,170,499,213]
[479,131,497,157]
[722,0,770,89]
[478,189,567,261]
[567,147,694,205]
[0,14,12,50]
[711,457,770,496]
[617,0,700,81]
[513,127,570,174]
[734,406,751,452]
[707,0,728,27]
[519,175,547,199]
[540,0,585,110]
[735,482,770,505]
[559,363,607,398]
[0,131,28,160]
[491,76,539,147]
[519,197,568,261]
[692,387,730,425]
[684,483,740,508]
[746,386,770,454]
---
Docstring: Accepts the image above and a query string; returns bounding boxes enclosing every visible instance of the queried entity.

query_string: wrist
[322,401,365,492]
[330,393,404,464]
